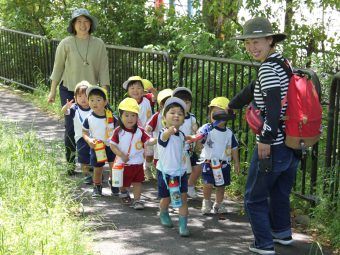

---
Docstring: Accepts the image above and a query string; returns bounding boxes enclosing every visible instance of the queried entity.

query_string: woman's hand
[258,142,271,159]
[47,91,56,103]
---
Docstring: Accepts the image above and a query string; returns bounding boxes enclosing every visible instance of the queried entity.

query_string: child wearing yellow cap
[122,76,154,180]
[110,98,156,209]
[198,97,240,215]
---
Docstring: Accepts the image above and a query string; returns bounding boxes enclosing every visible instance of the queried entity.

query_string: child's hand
[66,99,74,109]
[185,135,196,144]
[168,126,177,135]
[147,137,157,146]
[192,123,198,133]
[88,138,97,149]
[120,154,129,163]
[148,87,157,95]
[145,126,153,135]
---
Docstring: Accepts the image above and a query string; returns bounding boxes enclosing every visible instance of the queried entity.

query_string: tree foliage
[0,0,338,86]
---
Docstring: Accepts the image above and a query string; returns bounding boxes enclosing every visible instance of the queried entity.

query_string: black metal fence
[324,73,340,206]
[0,27,339,206]
[0,28,173,108]
[0,27,50,90]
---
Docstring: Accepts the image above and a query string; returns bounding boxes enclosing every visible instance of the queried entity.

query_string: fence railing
[1,27,339,206]
[324,72,340,206]
[0,27,50,90]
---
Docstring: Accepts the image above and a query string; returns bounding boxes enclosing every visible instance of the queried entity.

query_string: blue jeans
[244,143,299,249]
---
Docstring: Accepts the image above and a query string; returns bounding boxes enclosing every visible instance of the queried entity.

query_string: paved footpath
[0,86,332,255]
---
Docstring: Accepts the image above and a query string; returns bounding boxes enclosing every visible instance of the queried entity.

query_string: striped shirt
[254,52,289,145]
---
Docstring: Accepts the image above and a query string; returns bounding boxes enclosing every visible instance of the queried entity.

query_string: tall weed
[0,122,93,255]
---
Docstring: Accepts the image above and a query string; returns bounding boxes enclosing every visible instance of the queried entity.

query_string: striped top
[254,52,289,145]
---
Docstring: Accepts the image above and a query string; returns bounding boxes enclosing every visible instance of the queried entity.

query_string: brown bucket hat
[233,17,286,43]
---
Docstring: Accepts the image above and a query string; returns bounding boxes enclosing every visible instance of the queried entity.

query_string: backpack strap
[262,57,293,136]
[265,57,293,78]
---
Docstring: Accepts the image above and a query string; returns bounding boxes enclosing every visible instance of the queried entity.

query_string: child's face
[127,82,144,101]
[210,106,226,127]
[164,106,185,128]
[88,95,107,115]
[75,92,89,108]
[121,111,138,129]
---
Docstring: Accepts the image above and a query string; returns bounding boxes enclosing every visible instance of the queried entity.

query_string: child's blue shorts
[201,161,231,187]
[90,145,115,167]
[76,138,90,164]
[157,170,188,198]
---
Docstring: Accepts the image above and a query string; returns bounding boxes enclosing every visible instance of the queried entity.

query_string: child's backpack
[266,58,322,153]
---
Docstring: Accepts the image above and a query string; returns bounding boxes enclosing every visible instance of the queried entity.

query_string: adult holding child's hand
[49,8,110,174]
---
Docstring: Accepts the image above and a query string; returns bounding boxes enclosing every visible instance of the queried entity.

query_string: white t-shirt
[110,126,150,164]
[83,112,115,146]
[146,111,163,159]
[67,104,92,143]
[199,125,239,164]
[156,128,187,176]
[180,112,198,150]
[138,97,152,127]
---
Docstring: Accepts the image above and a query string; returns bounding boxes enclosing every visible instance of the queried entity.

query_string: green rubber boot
[178,215,190,237]
[160,211,173,228]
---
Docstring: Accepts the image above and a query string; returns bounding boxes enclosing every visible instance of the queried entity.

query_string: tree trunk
[202,0,241,40]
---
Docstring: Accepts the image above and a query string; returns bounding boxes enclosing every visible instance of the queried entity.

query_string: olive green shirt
[50,35,110,91]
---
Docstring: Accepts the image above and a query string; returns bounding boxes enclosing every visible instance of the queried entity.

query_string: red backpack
[267,58,322,151]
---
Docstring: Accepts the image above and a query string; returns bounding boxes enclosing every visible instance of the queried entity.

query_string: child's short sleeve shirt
[110,127,150,164]
[199,125,238,163]
[180,112,198,150]
[68,104,92,143]
[83,112,115,146]
[138,97,152,127]
[146,111,163,159]
[156,128,187,176]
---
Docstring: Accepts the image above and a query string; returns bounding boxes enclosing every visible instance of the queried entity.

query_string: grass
[0,121,94,255]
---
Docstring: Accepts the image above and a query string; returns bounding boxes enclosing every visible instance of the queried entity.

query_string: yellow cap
[157,88,173,105]
[118,98,140,114]
[208,97,230,110]
[86,85,108,100]
[122,76,143,90]
[142,79,154,91]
